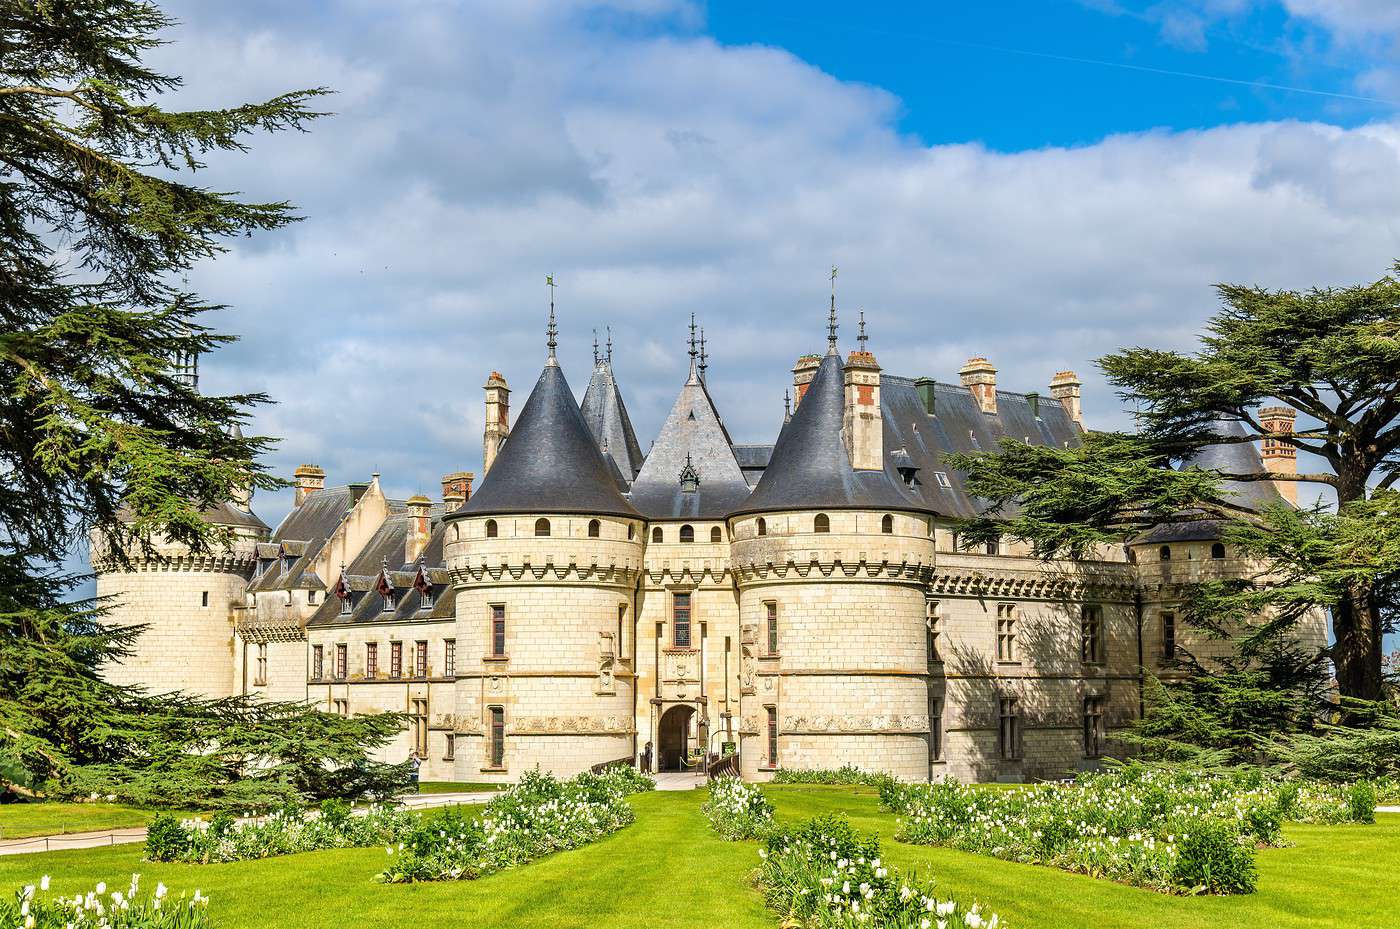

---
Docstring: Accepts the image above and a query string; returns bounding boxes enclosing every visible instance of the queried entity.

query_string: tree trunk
[1330,584,1385,705]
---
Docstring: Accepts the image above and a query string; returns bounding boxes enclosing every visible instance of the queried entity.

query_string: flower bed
[1,874,210,929]
[760,814,1006,929]
[377,766,652,882]
[702,775,774,841]
[769,765,894,788]
[885,767,1376,895]
[144,799,415,863]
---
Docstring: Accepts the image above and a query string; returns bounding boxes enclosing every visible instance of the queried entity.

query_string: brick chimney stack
[1049,371,1083,429]
[483,372,510,476]
[843,349,883,470]
[405,494,432,563]
[1260,406,1298,504]
[791,354,821,409]
[959,357,998,415]
[293,464,326,507]
[441,471,474,510]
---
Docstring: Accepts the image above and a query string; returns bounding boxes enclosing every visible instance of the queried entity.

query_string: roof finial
[784,388,792,422]
[698,327,708,381]
[827,265,839,354]
[593,328,600,366]
[688,312,698,360]
[606,325,613,364]
[857,309,868,351]
[545,274,558,366]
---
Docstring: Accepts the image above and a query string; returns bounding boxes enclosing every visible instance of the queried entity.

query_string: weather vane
[545,274,558,362]
[827,265,839,352]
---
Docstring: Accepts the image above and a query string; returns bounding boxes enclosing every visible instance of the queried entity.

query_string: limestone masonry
[94,305,1323,783]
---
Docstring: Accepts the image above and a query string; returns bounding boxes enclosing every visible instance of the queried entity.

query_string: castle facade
[94,309,1319,783]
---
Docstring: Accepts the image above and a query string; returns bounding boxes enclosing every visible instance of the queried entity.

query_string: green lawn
[414,781,505,794]
[0,803,197,840]
[0,786,1394,929]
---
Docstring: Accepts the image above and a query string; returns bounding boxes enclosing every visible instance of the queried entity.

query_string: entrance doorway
[657,704,696,771]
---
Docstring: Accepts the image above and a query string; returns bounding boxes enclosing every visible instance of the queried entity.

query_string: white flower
[39,876,50,892]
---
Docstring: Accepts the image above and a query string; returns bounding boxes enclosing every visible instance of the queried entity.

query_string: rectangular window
[390,641,403,678]
[926,599,941,662]
[411,698,428,755]
[333,699,348,717]
[201,590,209,608]
[930,697,944,762]
[307,590,317,605]
[491,605,506,657]
[1162,612,1177,660]
[765,601,778,655]
[766,706,779,766]
[617,605,627,660]
[335,643,347,680]
[415,640,428,677]
[996,604,1017,662]
[998,697,1020,760]
[489,706,505,768]
[444,733,455,761]
[444,639,456,677]
[985,538,999,556]
[673,592,692,648]
[420,588,435,611]
[311,644,323,681]
[1081,605,1104,664]
[340,594,351,615]
[255,643,268,686]
[366,642,378,678]
[1083,696,1104,758]
[382,589,396,612]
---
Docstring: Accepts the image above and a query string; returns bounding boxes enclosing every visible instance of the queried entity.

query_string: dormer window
[933,471,952,489]
[420,588,435,610]
[382,590,396,612]
[340,595,351,615]
[282,554,294,574]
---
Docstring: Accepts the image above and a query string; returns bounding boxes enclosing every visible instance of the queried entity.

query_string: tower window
[998,697,1020,760]
[813,513,830,533]
[491,605,506,657]
[996,604,1017,662]
[1081,605,1104,664]
[711,526,722,543]
[1162,611,1177,660]
[201,590,209,608]
[756,517,767,537]
[534,518,550,537]
[765,601,778,655]
[488,706,505,768]
[673,592,692,648]
[652,526,663,543]
[1159,545,1172,561]
[617,604,627,660]
[930,696,944,762]
[255,643,268,686]
[1083,696,1104,758]
[881,514,893,534]
[485,519,498,538]
[627,523,635,540]
[926,599,941,662]
[444,639,456,677]
[588,519,601,538]
[1210,542,1226,559]
[680,524,695,543]
[766,706,779,766]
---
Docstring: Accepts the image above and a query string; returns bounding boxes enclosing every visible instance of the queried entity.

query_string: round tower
[445,313,645,780]
[729,345,935,781]
[92,501,268,697]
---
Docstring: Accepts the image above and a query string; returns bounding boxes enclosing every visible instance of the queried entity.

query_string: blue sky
[101,1,1400,646]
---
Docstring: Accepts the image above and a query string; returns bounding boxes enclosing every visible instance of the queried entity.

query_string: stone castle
[93,302,1320,783]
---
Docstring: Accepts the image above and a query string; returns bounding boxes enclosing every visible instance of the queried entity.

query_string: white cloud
[145,2,1400,533]
[1283,0,1400,38]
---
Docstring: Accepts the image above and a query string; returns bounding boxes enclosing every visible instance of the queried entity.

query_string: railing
[590,756,636,775]
[706,752,739,781]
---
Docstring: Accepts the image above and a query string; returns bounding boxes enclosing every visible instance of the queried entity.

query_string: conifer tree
[0,0,406,806]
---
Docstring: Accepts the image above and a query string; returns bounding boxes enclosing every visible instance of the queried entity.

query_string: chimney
[405,494,432,563]
[483,372,510,476]
[1025,391,1041,418]
[1049,371,1083,429]
[959,357,998,415]
[1260,406,1298,505]
[791,354,821,409]
[293,464,326,507]
[441,471,474,509]
[843,349,883,470]
[914,377,936,416]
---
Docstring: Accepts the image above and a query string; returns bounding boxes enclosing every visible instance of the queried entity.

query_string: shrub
[144,802,416,863]
[759,815,1005,928]
[702,776,773,841]
[1348,781,1377,824]
[142,814,190,863]
[0,874,210,928]
[1172,818,1257,894]
[769,765,891,787]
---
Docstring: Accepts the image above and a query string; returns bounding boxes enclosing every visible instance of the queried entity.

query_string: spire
[827,265,839,355]
[857,309,868,351]
[545,274,558,366]
[686,313,699,384]
[784,388,792,423]
[698,327,708,382]
[593,328,600,366]
[606,326,613,364]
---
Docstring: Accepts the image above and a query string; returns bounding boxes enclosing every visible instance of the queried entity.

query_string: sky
[136,0,1400,565]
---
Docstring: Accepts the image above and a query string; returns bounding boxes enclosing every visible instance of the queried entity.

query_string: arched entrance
[657,704,696,771]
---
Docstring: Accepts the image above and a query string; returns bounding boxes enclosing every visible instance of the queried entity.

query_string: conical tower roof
[630,358,751,519]
[460,363,641,519]
[581,359,645,485]
[732,352,923,516]
[1140,418,1284,543]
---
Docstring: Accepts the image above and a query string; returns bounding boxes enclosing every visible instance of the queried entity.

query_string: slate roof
[306,515,454,628]
[628,361,753,519]
[580,360,645,486]
[202,500,269,531]
[732,352,926,516]
[732,444,774,488]
[1139,419,1284,543]
[250,484,411,594]
[456,362,642,519]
